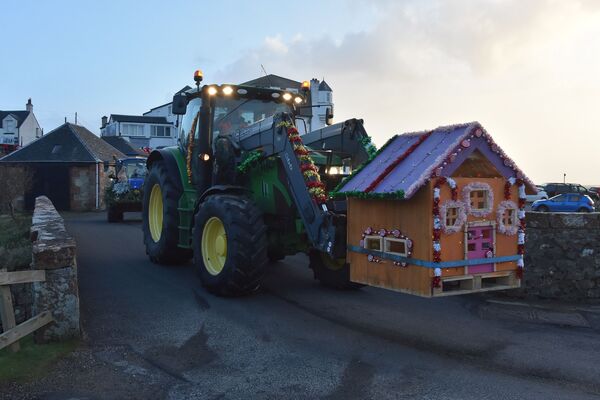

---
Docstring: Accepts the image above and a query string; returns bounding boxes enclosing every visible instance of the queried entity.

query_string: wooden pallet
[432,270,519,297]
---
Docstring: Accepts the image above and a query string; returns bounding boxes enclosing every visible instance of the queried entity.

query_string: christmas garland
[185,113,200,184]
[431,177,458,288]
[364,131,432,193]
[237,150,264,174]
[333,133,399,193]
[330,190,404,200]
[278,122,328,204]
[360,227,413,267]
[358,135,377,159]
[503,176,526,278]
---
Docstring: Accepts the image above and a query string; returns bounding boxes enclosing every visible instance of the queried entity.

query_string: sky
[2,0,600,184]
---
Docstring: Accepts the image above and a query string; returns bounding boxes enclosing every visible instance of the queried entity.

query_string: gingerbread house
[336,122,535,297]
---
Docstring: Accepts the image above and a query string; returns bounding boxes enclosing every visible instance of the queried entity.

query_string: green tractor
[142,70,372,296]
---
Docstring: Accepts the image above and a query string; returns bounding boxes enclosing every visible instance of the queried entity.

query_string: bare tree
[0,165,34,220]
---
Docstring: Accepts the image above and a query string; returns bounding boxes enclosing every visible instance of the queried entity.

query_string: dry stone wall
[30,196,80,341]
[517,212,600,301]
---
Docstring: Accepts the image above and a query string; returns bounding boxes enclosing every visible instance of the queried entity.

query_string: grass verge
[0,336,79,383]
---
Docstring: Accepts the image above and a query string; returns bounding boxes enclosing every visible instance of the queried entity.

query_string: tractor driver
[216,108,248,135]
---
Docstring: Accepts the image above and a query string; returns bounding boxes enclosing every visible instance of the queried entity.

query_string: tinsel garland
[364,131,433,193]
[333,133,399,193]
[330,190,404,200]
[358,135,378,158]
[501,177,526,277]
[278,121,328,204]
[185,113,200,184]
[237,150,264,174]
[431,177,459,268]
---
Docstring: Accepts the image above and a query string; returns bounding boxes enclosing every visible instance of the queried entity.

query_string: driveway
[3,211,600,399]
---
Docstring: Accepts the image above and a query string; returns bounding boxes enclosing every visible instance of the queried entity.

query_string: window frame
[383,237,408,256]
[462,182,494,217]
[363,235,383,252]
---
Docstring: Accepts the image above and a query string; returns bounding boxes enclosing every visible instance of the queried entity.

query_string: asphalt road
[6,212,600,399]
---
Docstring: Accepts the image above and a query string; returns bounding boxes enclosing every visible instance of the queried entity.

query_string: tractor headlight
[207,86,218,96]
[282,93,292,101]
[294,96,303,104]
[222,86,233,95]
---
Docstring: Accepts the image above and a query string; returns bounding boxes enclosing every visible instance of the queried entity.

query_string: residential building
[100,114,176,150]
[0,98,43,153]
[100,86,191,150]
[241,74,334,134]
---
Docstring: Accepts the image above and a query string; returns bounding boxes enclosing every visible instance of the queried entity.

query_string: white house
[241,74,334,134]
[100,114,176,150]
[0,99,43,151]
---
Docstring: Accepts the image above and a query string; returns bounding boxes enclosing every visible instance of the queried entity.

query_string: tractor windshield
[213,98,291,136]
[122,159,147,179]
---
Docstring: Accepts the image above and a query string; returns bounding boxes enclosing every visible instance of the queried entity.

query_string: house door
[467,226,494,274]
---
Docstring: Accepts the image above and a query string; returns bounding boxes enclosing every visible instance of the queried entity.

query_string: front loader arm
[234,114,345,257]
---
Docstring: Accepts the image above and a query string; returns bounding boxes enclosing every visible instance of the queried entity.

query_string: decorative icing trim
[440,200,467,234]
[361,227,413,267]
[463,182,494,217]
[497,200,519,236]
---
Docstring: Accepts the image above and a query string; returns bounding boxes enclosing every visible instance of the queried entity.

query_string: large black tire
[193,195,268,296]
[107,205,123,223]
[309,249,363,290]
[142,160,191,265]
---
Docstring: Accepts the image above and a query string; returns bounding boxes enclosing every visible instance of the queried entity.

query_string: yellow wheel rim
[202,217,227,275]
[148,184,163,242]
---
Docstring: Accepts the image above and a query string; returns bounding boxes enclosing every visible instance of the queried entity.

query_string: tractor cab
[116,157,147,190]
[172,70,309,191]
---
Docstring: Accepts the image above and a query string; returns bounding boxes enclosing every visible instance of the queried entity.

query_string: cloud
[214,0,600,184]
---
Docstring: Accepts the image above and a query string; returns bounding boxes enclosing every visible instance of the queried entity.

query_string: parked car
[532,193,594,212]
[526,185,548,203]
[543,183,599,201]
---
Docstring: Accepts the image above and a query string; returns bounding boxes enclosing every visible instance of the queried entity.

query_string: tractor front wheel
[194,195,268,296]
[309,249,363,290]
[142,160,191,264]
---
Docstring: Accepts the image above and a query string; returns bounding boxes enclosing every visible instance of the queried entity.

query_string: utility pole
[563,173,566,184]
[75,112,78,125]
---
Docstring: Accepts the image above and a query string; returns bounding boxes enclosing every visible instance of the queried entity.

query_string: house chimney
[26,98,33,112]
[101,116,108,129]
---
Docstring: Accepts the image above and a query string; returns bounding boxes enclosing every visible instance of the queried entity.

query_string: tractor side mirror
[172,93,188,115]
[325,106,334,126]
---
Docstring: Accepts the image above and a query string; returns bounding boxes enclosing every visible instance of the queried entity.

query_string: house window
[384,238,407,256]
[446,207,459,226]
[470,190,489,210]
[364,236,382,251]
[497,200,519,235]
[121,124,144,136]
[151,126,171,137]
[463,182,493,217]
[503,208,516,227]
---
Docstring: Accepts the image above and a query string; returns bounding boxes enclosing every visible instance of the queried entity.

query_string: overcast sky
[2,0,599,184]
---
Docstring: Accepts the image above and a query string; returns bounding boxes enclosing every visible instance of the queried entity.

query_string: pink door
[467,226,494,274]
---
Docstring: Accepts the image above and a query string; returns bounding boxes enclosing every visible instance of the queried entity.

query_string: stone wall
[30,196,80,341]
[69,164,96,211]
[518,212,600,301]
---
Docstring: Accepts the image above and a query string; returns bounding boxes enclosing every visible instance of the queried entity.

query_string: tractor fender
[193,185,251,224]
[146,148,184,193]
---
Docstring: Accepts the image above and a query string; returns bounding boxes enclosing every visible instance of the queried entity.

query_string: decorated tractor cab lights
[335,122,535,297]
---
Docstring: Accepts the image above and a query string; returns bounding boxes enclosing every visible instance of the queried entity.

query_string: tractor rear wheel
[309,249,363,290]
[142,160,191,264]
[194,195,268,296]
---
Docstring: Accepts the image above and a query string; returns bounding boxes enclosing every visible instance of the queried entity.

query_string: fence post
[0,268,20,352]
